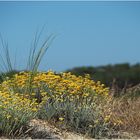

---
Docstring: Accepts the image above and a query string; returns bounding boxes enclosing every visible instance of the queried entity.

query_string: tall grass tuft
[0,34,15,82]
[25,29,55,97]
[0,30,55,74]
[27,28,55,73]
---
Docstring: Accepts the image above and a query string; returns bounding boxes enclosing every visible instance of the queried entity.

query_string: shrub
[0,70,114,138]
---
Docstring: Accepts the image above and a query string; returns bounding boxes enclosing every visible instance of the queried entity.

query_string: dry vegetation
[110,93,140,137]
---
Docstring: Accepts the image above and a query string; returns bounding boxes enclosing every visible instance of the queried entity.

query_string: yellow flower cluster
[0,70,110,136]
[0,71,109,100]
[0,91,38,121]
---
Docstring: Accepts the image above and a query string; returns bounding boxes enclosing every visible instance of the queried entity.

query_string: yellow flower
[6,115,11,119]
[32,108,37,112]
[89,124,93,128]
[104,115,110,122]
[59,117,64,121]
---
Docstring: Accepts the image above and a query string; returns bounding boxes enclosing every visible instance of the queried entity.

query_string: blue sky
[0,1,140,72]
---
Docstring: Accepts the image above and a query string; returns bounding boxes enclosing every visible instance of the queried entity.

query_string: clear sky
[0,1,140,72]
